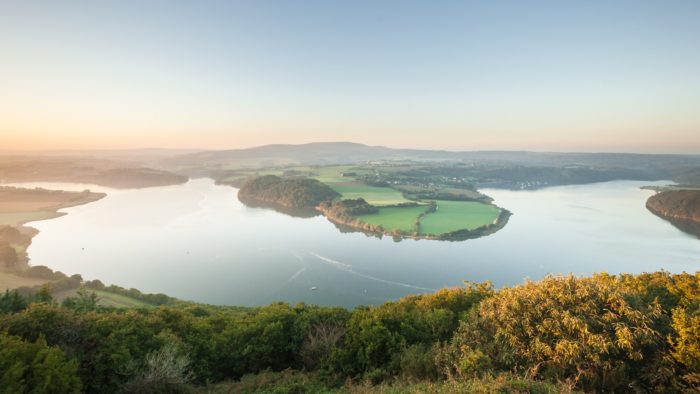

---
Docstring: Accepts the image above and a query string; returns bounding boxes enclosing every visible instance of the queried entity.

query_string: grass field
[419,200,500,235]
[356,205,428,233]
[92,290,152,308]
[53,288,153,308]
[221,165,374,185]
[328,182,411,206]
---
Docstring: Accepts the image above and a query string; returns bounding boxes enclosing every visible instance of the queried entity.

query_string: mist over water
[20,178,700,308]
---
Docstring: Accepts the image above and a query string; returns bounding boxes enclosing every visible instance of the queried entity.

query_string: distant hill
[164,142,700,172]
[0,156,188,189]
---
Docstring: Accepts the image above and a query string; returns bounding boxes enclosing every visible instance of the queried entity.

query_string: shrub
[448,275,671,391]
[0,333,82,393]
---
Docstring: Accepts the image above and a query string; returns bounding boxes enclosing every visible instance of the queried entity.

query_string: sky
[1,0,699,153]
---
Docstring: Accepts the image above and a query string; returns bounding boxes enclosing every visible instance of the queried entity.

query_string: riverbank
[646,189,700,238]
[0,186,106,289]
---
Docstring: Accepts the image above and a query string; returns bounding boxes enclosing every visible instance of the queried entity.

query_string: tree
[0,333,82,393]
[0,290,28,314]
[33,284,53,304]
[62,287,99,312]
[0,242,18,271]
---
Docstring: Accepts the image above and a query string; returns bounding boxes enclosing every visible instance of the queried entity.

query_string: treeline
[238,175,340,208]
[318,199,403,237]
[8,265,177,307]
[0,271,699,393]
[319,198,378,217]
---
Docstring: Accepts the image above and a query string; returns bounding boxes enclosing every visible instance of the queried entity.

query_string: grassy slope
[420,200,500,235]
[356,205,429,233]
[92,290,152,308]
[52,288,152,308]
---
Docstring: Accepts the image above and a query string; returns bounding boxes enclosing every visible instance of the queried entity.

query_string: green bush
[0,332,81,394]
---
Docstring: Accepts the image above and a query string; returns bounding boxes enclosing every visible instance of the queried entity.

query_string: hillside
[647,190,700,237]
[166,141,700,169]
[238,175,340,209]
[164,142,700,190]
[1,271,699,392]
[0,156,188,189]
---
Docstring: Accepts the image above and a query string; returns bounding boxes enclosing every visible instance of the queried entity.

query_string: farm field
[306,165,373,183]
[419,200,500,235]
[328,182,411,206]
[220,165,372,185]
[356,205,429,233]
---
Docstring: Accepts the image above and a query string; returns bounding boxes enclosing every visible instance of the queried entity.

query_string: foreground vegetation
[1,271,698,393]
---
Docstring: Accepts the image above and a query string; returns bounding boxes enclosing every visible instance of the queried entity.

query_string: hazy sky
[1,1,699,153]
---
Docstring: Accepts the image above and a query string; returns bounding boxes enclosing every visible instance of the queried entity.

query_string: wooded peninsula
[237,174,509,241]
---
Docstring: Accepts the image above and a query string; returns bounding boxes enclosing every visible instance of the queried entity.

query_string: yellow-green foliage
[1,272,699,392]
[446,274,680,391]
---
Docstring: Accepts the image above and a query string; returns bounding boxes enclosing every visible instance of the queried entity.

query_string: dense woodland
[237,175,340,209]
[1,271,698,393]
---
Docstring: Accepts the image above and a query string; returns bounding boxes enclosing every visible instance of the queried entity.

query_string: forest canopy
[0,271,699,393]
[238,175,340,208]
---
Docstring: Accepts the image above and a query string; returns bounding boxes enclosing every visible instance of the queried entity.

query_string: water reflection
[18,179,700,308]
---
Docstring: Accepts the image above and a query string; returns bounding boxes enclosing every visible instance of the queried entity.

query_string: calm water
[16,179,700,308]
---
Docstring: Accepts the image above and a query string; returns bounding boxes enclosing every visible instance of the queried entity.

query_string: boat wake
[309,252,435,292]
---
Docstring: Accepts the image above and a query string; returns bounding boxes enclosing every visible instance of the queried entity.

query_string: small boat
[310,286,318,291]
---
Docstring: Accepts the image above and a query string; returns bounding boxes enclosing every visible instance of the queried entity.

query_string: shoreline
[0,186,107,290]
[317,203,511,241]
[645,190,700,238]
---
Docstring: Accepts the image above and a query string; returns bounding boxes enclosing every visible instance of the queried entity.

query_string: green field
[419,200,500,235]
[328,182,411,206]
[356,205,428,233]
[222,165,374,185]
[92,290,153,308]
[53,288,153,308]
